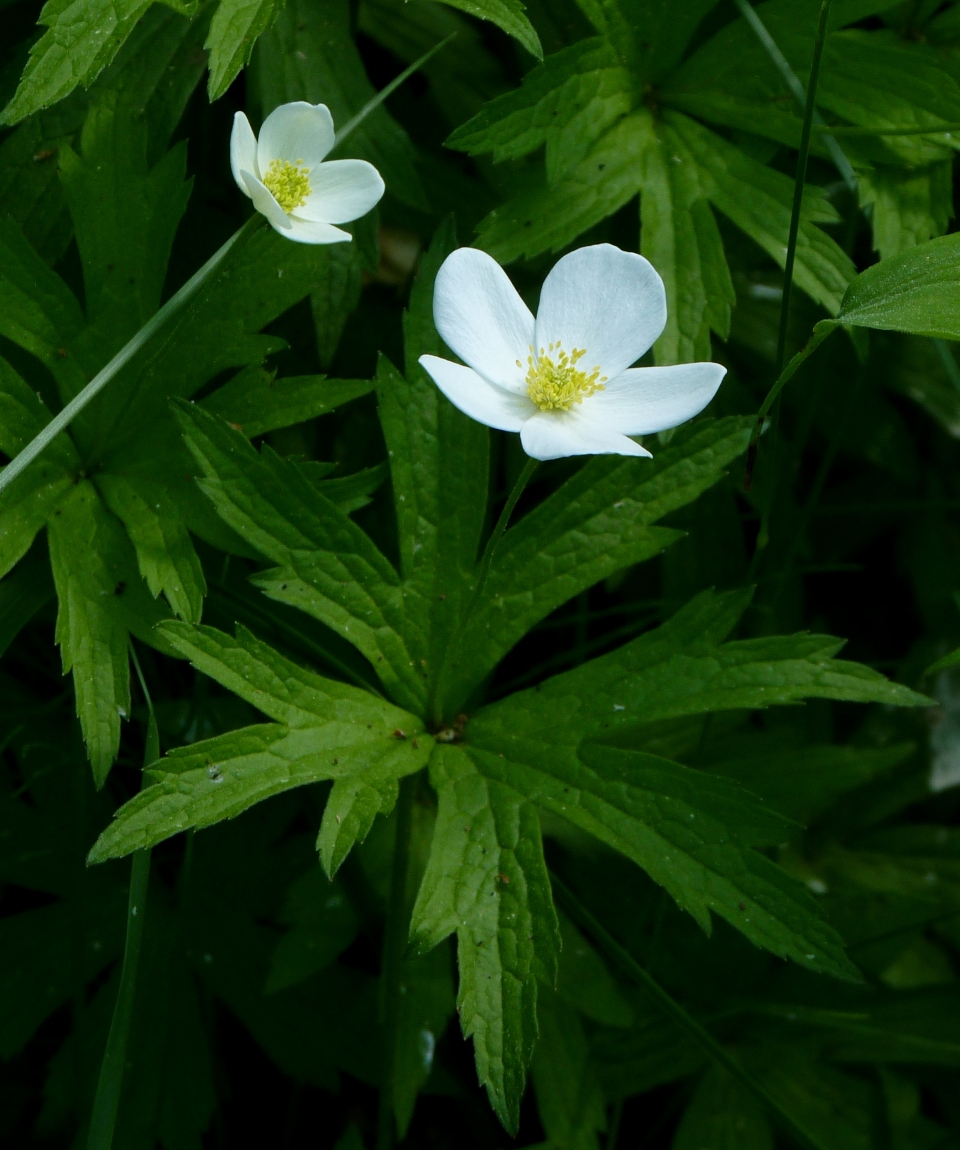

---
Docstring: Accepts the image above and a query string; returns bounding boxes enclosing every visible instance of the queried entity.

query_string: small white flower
[230,101,385,244]
[418,244,727,460]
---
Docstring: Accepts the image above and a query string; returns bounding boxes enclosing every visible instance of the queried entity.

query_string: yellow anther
[525,343,606,412]
[262,158,311,213]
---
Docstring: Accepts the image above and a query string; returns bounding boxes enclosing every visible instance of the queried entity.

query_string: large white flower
[418,244,727,460]
[230,102,385,244]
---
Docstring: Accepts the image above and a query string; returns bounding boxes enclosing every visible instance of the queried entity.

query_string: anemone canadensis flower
[230,101,385,244]
[418,244,727,460]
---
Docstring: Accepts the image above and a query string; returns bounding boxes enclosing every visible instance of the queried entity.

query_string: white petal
[231,112,259,194]
[519,410,653,461]
[433,247,535,395]
[257,101,335,172]
[240,170,292,231]
[534,244,667,381]
[419,355,536,431]
[284,217,353,245]
[582,362,727,435]
[297,159,385,224]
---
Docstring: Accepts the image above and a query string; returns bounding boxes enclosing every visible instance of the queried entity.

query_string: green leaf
[205,0,283,100]
[477,111,646,263]
[58,91,192,359]
[0,215,84,368]
[837,232,960,339]
[859,161,953,261]
[446,37,629,181]
[1,0,156,125]
[673,1063,773,1150]
[433,0,542,59]
[0,96,85,264]
[637,108,734,364]
[470,588,931,743]
[667,110,855,316]
[95,473,206,621]
[255,0,426,209]
[409,743,560,1133]
[88,620,432,861]
[443,417,752,714]
[265,866,358,993]
[201,368,375,438]
[0,356,79,578]
[174,400,426,711]
[465,740,860,980]
[47,480,168,784]
[531,988,607,1150]
[827,825,960,909]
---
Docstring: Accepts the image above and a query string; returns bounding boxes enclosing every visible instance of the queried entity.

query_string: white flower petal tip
[422,243,726,460]
[232,102,383,243]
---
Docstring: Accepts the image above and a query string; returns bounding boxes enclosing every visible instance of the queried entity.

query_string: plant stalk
[430,457,538,727]
[732,0,855,191]
[376,774,416,1150]
[743,0,832,497]
[86,645,159,1150]
[550,873,832,1150]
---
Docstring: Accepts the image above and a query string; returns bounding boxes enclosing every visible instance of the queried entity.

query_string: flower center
[523,343,606,412]
[262,158,311,213]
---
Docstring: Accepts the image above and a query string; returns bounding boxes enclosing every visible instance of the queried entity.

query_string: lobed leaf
[409,744,560,1133]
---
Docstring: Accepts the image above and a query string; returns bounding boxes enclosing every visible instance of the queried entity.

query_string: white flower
[418,243,727,460]
[230,102,385,244]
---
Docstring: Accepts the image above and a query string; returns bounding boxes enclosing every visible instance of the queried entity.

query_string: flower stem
[474,457,539,606]
[376,774,416,1150]
[549,872,831,1150]
[86,644,159,1150]
[430,457,538,727]
[0,216,262,500]
[731,0,855,191]
[776,0,832,378]
[743,0,832,497]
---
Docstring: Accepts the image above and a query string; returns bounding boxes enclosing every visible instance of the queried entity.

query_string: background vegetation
[2,1,960,1148]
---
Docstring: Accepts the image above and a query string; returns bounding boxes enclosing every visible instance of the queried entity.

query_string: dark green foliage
[2,0,960,1148]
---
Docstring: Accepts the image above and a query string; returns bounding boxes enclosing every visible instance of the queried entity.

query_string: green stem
[743,319,838,490]
[376,775,416,1150]
[86,644,159,1150]
[731,0,855,191]
[776,0,832,377]
[0,216,261,499]
[550,873,832,1150]
[335,35,455,147]
[430,458,538,726]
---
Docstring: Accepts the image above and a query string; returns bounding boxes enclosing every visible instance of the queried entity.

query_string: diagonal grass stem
[732,0,855,192]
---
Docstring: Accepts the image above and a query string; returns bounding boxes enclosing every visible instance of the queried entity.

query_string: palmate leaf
[88,622,433,866]
[459,589,930,979]
[858,160,953,261]
[409,743,560,1134]
[673,1064,773,1150]
[205,0,283,101]
[173,400,427,712]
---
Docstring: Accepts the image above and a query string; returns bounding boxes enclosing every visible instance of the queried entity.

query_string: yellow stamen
[525,342,606,412]
[262,158,311,213]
